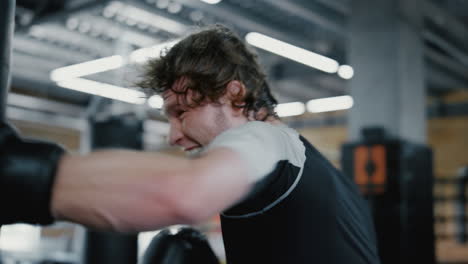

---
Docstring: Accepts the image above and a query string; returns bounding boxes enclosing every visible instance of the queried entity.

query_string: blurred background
[1,0,468,263]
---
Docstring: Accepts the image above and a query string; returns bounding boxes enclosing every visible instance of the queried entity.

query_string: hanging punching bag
[0,0,15,121]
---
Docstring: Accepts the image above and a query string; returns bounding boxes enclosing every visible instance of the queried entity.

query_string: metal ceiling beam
[14,35,96,63]
[174,0,316,49]
[12,51,64,78]
[7,105,87,131]
[258,0,345,34]
[16,0,111,33]
[269,61,346,95]
[286,114,347,129]
[274,79,328,102]
[7,92,85,117]
[12,67,59,87]
[425,49,468,86]
[11,75,90,105]
[313,75,347,94]
[122,0,192,35]
[315,0,351,16]
[274,75,345,102]
[426,65,468,92]
[36,24,115,57]
[423,30,468,67]
[84,14,164,47]
[423,1,468,50]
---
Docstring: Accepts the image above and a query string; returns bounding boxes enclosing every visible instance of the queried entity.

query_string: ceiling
[7,0,468,129]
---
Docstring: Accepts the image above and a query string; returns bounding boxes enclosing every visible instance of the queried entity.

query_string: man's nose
[168,120,184,146]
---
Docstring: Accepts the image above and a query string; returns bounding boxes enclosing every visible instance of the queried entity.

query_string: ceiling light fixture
[50,55,124,82]
[57,78,146,104]
[337,65,354,79]
[147,95,164,109]
[50,38,179,82]
[275,102,306,117]
[245,32,339,74]
[200,0,222,4]
[306,95,353,113]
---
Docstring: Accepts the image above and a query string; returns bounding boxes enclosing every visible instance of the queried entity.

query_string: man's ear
[225,80,246,115]
[226,80,246,101]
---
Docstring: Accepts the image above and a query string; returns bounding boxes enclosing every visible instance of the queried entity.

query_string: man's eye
[176,110,186,117]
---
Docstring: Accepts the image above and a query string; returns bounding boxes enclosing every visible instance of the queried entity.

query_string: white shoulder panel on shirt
[205,121,306,183]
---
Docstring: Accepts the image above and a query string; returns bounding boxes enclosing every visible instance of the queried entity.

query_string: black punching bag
[0,0,15,121]
[341,127,435,264]
[84,115,143,264]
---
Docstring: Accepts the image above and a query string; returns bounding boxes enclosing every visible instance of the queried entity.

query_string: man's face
[162,78,245,155]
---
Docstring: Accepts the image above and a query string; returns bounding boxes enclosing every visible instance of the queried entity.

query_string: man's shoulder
[228,121,299,137]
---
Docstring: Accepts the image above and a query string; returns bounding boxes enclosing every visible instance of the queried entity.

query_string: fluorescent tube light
[306,95,353,113]
[57,78,146,104]
[148,95,164,108]
[275,102,306,117]
[338,65,354,79]
[50,55,124,82]
[50,39,179,83]
[200,0,222,4]
[245,32,339,73]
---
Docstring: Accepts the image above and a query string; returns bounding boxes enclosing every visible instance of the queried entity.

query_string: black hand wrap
[0,122,66,225]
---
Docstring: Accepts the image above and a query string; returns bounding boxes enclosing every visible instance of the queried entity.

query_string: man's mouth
[184,146,203,157]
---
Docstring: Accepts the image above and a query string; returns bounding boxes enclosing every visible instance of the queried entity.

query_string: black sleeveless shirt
[218,134,380,264]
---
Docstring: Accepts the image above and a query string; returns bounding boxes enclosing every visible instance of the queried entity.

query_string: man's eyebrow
[162,93,171,100]
[163,103,179,117]
[164,104,174,113]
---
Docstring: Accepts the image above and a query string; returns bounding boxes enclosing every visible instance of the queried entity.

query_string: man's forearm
[51,150,198,232]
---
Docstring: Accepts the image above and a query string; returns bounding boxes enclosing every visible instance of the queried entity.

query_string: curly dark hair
[137,24,278,120]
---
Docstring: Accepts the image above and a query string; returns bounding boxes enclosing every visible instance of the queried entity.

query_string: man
[1,25,380,263]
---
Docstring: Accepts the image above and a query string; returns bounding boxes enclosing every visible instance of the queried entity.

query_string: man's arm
[51,148,252,232]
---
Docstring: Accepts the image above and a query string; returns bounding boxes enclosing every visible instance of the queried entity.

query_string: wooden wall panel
[297,126,348,168]
[428,116,468,177]
[9,119,81,152]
